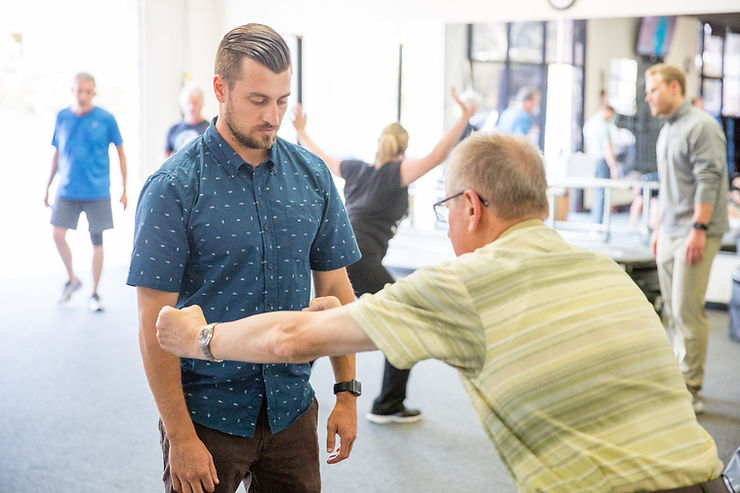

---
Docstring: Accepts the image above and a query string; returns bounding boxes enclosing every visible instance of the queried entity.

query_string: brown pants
[159,399,320,493]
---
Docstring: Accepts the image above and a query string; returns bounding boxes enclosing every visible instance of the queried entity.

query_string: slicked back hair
[215,23,291,89]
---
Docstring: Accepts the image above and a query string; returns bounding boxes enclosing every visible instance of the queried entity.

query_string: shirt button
[257,190,263,196]
[267,263,273,269]
[264,224,270,231]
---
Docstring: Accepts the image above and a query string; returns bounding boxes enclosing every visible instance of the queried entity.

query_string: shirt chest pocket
[279,203,322,263]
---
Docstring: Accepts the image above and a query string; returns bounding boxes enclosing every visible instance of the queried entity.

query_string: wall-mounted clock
[547,0,576,10]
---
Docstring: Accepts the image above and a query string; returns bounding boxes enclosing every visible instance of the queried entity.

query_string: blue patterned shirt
[127,120,360,436]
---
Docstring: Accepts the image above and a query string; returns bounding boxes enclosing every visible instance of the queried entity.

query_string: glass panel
[723,78,740,117]
[703,78,722,116]
[509,22,544,63]
[702,26,724,78]
[608,58,638,116]
[508,64,545,145]
[471,61,505,129]
[471,23,507,62]
[573,20,586,67]
[546,20,573,64]
[725,32,740,78]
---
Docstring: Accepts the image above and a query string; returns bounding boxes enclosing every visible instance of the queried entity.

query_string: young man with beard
[128,24,361,493]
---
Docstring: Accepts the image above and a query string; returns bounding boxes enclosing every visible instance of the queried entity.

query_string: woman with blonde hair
[292,89,473,424]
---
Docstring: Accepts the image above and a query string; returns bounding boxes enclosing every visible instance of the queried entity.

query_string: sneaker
[89,294,104,312]
[59,279,82,303]
[691,394,704,415]
[366,407,422,424]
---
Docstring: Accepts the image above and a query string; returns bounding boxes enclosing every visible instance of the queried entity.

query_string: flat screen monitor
[636,16,676,58]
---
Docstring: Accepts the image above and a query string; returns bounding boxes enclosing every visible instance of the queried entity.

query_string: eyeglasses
[433,190,489,223]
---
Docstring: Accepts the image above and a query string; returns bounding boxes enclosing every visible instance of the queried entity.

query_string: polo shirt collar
[204,117,278,176]
[666,101,690,124]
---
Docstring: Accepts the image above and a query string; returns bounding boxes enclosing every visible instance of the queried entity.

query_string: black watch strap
[333,379,362,396]
[693,222,709,231]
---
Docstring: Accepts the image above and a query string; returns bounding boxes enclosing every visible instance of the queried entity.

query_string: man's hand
[44,189,51,208]
[325,392,357,464]
[292,103,307,133]
[451,86,474,120]
[156,305,207,359]
[684,228,706,265]
[168,435,219,493]
[303,296,341,312]
[120,191,128,210]
[650,230,659,258]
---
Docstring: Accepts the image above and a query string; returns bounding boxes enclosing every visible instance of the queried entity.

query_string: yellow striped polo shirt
[347,219,722,493]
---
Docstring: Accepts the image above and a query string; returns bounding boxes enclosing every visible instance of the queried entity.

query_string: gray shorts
[50,197,114,232]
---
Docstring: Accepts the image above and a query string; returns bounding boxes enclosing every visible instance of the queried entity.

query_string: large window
[700,24,740,118]
[467,20,586,151]
[699,23,740,176]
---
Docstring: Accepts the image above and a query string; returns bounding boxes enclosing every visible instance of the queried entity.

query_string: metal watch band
[199,322,223,363]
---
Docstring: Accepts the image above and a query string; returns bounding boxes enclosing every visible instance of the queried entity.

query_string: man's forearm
[693,202,714,225]
[138,288,196,441]
[161,306,375,364]
[140,332,197,439]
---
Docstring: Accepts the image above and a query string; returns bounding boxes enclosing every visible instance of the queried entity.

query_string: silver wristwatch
[198,323,223,362]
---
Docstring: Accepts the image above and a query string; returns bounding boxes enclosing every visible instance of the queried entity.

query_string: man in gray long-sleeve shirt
[645,63,728,415]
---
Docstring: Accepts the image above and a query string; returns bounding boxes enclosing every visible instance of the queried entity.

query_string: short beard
[224,102,276,150]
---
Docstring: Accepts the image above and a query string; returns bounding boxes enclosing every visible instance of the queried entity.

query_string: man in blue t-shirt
[128,24,361,493]
[164,83,210,158]
[44,72,127,311]
[496,86,540,140]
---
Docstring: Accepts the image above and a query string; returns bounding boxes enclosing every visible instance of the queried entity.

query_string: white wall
[219,0,737,24]
[138,0,223,178]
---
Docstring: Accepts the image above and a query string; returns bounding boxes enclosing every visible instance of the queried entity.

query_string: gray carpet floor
[1,265,739,492]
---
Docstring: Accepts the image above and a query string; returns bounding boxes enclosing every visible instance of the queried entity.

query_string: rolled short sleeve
[346,261,486,377]
[126,172,191,292]
[309,167,361,271]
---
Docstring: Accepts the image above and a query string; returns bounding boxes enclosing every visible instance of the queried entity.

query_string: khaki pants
[656,233,722,391]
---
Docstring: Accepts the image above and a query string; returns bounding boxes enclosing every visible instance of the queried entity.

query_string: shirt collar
[498,218,546,240]
[204,117,278,177]
[665,101,691,124]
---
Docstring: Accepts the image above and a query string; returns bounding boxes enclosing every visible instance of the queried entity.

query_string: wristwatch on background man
[198,323,223,362]
[692,222,709,231]
[333,379,362,397]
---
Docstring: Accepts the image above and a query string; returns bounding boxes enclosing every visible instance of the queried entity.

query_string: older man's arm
[156,298,375,364]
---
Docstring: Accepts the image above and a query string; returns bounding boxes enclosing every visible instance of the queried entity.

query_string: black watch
[333,379,362,397]
[693,222,709,231]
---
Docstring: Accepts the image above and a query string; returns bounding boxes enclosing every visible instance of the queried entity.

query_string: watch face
[199,327,210,342]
